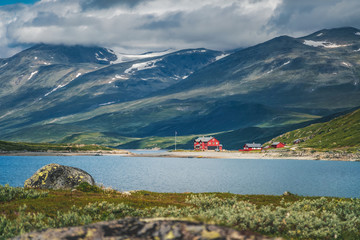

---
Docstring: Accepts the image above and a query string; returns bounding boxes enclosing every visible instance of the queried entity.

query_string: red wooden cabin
[240,143,262,151]
[194,136,223,151]
[271,142,286,148]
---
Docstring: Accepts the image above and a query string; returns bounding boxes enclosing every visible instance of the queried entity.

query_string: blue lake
[1,155,359,198]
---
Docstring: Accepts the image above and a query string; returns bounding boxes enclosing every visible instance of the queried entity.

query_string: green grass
[269,108,360,151]
[256,112,321,128]
[0,140,115,152]
[116,135,198,149]
[58,132,138,146]
[1,186,359,239]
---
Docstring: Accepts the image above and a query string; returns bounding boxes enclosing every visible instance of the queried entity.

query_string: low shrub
[75,182,101,193]
[0,184,48,202]
[1,193,359,239]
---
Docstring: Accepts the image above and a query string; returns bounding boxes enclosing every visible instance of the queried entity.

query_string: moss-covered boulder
[24,163,95,189]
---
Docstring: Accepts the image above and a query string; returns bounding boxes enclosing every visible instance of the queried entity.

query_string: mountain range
[0,27,359,149]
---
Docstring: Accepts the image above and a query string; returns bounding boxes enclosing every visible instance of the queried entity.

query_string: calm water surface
[1,155,359,198]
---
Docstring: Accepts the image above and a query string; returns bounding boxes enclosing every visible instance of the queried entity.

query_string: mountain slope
[269,107,360,149]
[161,27,360,113]
[0,46,224,135]
[0,27,359,144]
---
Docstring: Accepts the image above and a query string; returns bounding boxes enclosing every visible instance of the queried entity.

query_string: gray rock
[24,163,95,189]
[14,217,283,240]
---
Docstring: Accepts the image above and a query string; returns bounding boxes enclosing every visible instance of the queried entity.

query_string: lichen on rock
[14,217,282,240]
[24,163,95,189]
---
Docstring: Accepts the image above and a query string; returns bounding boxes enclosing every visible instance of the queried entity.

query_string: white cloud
[0,0,359,57]
[269,0,360,37]
[0,0,283,57]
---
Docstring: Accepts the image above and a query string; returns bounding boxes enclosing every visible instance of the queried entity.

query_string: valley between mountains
[0,27,360,150]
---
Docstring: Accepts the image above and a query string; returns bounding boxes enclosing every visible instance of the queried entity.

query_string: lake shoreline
[0,150,130,156]
[130,150,360,161]
[1,149,359,161]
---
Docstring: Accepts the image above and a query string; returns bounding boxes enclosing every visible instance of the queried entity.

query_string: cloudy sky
[1,0,360,57]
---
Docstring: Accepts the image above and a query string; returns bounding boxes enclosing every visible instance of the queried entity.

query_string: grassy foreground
[1,184,359,239]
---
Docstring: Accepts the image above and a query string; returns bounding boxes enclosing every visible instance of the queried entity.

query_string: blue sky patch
[0,0,38,6]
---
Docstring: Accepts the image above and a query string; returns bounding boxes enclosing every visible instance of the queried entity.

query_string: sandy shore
[1,149,359,161]
[130,150,360,161]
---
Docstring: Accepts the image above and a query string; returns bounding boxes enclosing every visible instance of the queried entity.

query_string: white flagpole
[175,131,177,151]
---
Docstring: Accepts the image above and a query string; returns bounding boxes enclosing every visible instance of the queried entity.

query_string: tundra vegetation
[270,108,360,153]
[0,184,359,239]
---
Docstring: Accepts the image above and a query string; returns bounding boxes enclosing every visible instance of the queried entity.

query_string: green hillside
[0,140,114,152]
[116,135,198,149]
[114,109,354,150]
[269,108,360,150]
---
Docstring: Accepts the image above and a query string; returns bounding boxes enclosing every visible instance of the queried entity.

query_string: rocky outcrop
[24,163,95,189]
[15,217,282,240]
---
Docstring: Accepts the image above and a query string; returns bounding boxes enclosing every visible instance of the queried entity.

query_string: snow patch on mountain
[115,74,128,79]
[95,52,108,62]
[110,49,176,64]
[109,74,129,84]
[44,84,65,97]
[176,50,207,55]
[355,32,360,36]
[341,62,352,68]
[99,102,115,106]
[266,60,291,74]
[190,49,207,53]
[43,72,82,97]
[99,101,115,106]
[281,60,291,67]
[28,71,38,80]
[0,110,15,120]
[354,48,360,52]
[107,48,115,54]
[303,40,350,48]
[316,33,323,37]
[124,59,161,74]
[0,62,8,68]
[215,53,229,61]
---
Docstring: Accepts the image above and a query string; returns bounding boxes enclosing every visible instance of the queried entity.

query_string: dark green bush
[76,182,101,192]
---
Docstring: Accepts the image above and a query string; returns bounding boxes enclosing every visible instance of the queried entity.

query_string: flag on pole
[175,131,177,150]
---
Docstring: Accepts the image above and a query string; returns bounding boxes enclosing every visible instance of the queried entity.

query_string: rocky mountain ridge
[0,27,359,147]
